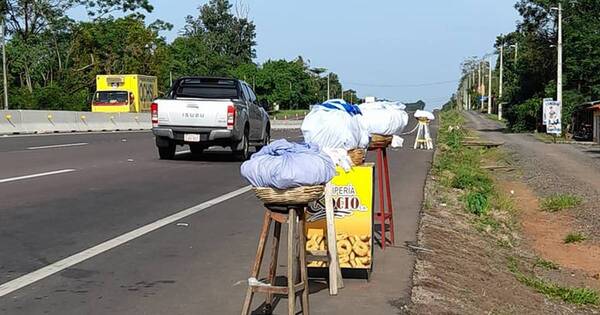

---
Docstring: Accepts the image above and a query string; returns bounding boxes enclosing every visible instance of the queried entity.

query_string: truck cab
[92,75,158,113]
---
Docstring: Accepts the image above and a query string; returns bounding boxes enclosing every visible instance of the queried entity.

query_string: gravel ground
[463,111,600,241]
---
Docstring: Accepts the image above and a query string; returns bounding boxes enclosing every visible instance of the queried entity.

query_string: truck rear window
[94,91,128,104]
[173,78,239,99]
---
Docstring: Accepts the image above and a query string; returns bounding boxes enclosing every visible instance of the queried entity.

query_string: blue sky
[77,0,521,109]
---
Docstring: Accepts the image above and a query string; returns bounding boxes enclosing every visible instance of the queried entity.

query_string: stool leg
[265,221,282,311]
[298,210,310,315]
[382,149,395,245]
[376,148,386,249]
[287,208,297,315]
[414,124,420,150]
[242,211,272,315]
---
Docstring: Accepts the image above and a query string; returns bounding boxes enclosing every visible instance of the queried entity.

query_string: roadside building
[571,101,600,143]
[593,102,600,144]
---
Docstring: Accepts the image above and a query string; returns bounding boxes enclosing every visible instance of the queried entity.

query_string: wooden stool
[241,205,309,315]
[368,143,395,249]
[414,118,433,150]
[305,183,344,295]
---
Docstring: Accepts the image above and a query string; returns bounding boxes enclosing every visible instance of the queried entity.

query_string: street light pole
[478,62,482,110]
[1,21,8,110]
[488,57,492,114]
[499,44,504,120]
[556,3,563,106]
[468,73,472,110]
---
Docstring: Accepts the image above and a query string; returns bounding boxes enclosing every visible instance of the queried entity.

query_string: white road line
[175,150,191,155]
[27,143,88,150]
[0,185,252,297]
[1,130,149,139]
[0,169,76,184]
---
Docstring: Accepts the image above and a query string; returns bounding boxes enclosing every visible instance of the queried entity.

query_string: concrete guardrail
[0,110,302,135]
[271,119,303,130]
[0,110,151,135]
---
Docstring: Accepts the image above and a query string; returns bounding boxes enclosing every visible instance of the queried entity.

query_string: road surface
[0,118,436,314]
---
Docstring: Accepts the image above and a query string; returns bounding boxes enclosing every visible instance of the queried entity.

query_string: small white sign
[546,101,562,135]
[542,98,553,126]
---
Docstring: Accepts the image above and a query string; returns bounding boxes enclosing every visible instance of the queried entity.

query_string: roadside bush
[466,191,490,216]
[451,167,493,193]
[9,85,89,111]
[506,98,540,132]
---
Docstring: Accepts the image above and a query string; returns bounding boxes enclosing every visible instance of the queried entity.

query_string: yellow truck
[92,75,158,113]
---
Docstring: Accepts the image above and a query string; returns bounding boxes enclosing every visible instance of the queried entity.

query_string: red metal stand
[368,146,395,249]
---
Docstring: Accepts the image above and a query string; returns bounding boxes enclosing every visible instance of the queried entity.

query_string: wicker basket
[369,134,393,148]
[253,185,325,205]
[348,148,365,166]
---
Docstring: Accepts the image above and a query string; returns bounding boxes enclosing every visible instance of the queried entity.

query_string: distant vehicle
[151,77,270,160]
[92,75,158,113]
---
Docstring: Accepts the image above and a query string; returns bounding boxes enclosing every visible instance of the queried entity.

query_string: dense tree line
[459,0,600,132]
[0,0,356,111]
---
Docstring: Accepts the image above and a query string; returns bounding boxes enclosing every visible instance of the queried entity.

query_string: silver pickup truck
[151,77,270,160]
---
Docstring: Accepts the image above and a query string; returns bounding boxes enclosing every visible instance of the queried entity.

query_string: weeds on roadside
[437,111,495,219]
[534,258,560,270]
[452,167,493,193]
[465,192,490,216]
[474,215,500,232]
[564,232,587,244]
[508,257,599,305]
[541,194,582,212]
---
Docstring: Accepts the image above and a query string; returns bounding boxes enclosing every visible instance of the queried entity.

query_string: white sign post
[545,101,562,141]
[542,98,553,126]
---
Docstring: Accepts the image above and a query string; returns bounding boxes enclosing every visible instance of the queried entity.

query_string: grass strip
[508,257,599,305]
[541,194,582,212]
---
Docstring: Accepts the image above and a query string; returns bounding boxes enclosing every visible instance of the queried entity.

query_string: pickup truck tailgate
[157,99,230,128]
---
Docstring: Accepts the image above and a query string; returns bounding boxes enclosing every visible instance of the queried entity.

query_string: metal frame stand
[368,145,395,250]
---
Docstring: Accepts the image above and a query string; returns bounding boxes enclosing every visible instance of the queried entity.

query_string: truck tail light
[227,104,235,130]
[151,102,158,127]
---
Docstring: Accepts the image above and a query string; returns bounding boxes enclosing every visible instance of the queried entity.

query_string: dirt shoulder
[409,111,600,314]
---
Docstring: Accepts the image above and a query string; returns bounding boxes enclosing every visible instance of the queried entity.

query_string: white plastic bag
[415,110,435,121]
[301,99,369,150]
[240,140,335,189]
[358,101,409,136]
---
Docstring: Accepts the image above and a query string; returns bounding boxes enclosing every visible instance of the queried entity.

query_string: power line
[344,79,458,88]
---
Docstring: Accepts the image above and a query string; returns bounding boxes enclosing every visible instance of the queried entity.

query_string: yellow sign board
[306,164,374,270]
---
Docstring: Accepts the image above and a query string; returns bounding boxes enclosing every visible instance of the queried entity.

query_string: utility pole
[510,43,519,63]
[552,3,563,106]
[1,21,8,110]
[499,45,504,120]
[478,62,482,110]
[481,62,486,111]
[488,57,492,114]
[467,73,471,110]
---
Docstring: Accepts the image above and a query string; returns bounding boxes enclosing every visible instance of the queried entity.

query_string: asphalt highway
[0,118,436,314]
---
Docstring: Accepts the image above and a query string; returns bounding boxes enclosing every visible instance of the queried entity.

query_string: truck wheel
[157,140,176,160]
[234,130,250,161]
[255,127,270,152]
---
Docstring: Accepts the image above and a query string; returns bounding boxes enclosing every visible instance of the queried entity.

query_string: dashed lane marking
[27,143,88,150]
[0,185,253,297]
[0,169,76,184]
